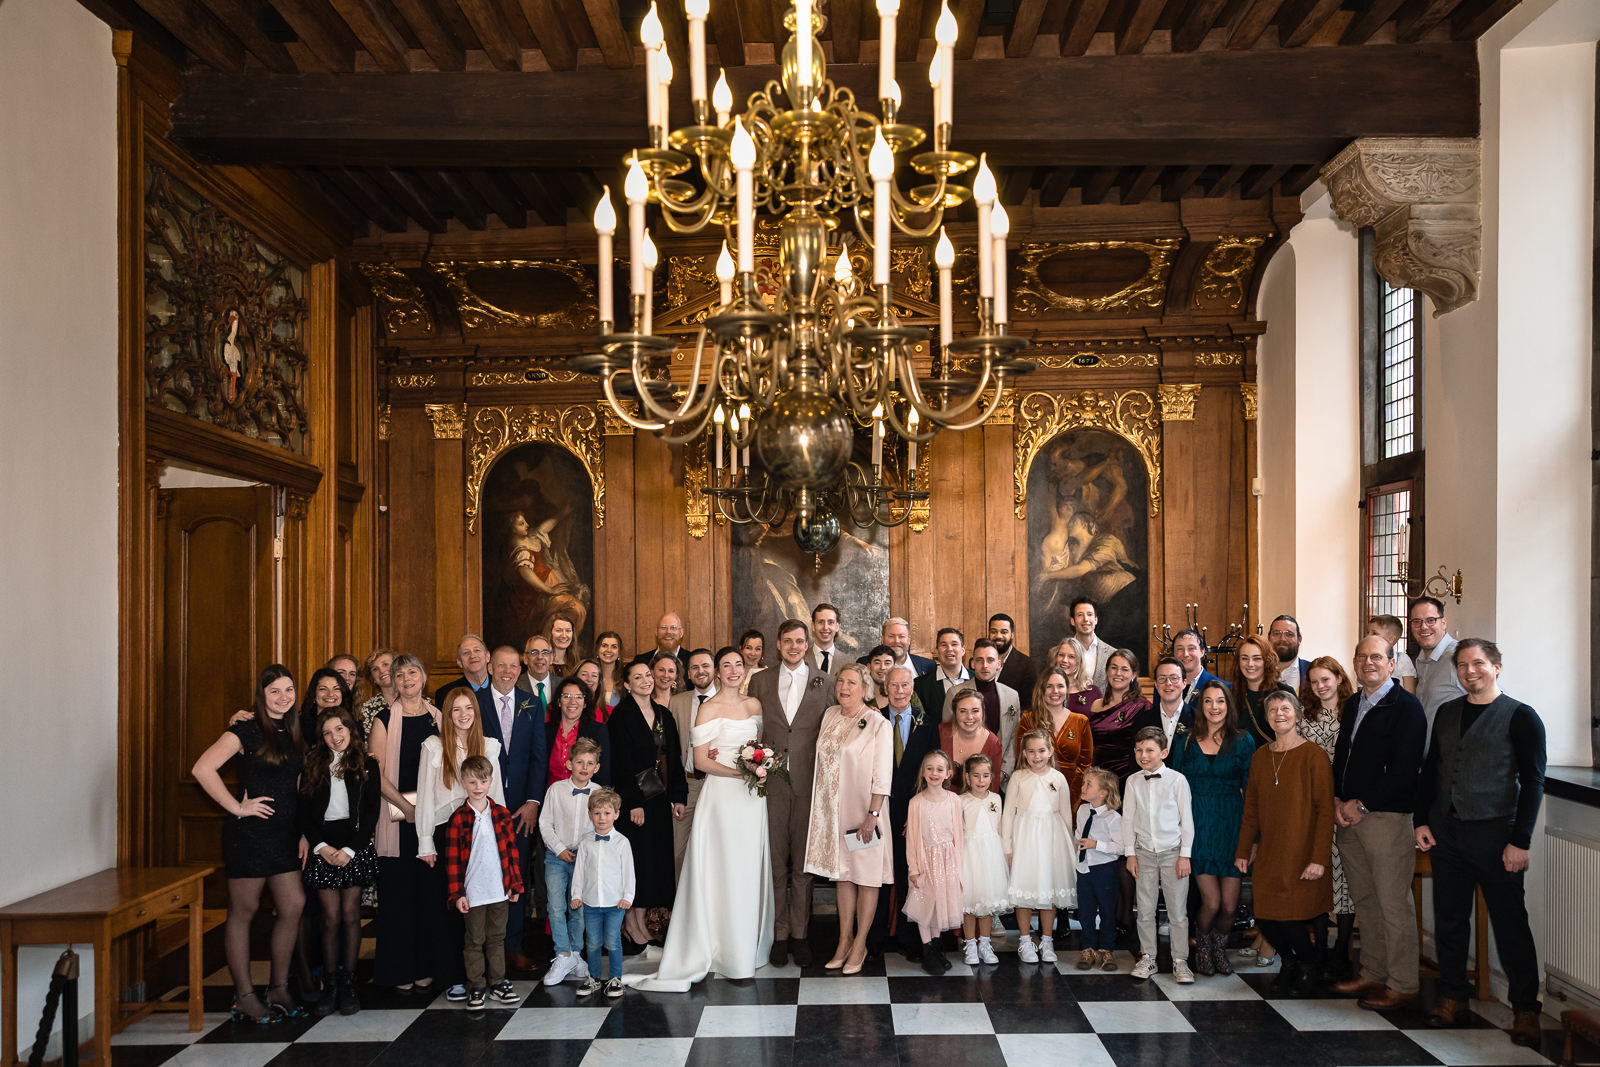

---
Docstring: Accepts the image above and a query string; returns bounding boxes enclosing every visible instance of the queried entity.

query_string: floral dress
[1297,711,1353,915]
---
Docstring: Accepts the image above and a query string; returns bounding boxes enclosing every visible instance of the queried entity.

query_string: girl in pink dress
[903,750,966,974]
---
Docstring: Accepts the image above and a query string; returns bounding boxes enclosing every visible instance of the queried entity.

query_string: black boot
[1212,933,1234,976]
[921,942,945,976]
[1273,959,1303,997]
[1193,933,1216,977]
[337,970,361,1016]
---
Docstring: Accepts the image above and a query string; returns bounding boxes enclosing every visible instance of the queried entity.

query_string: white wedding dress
[631,714,774,991]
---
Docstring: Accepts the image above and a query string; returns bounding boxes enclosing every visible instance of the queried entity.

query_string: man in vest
[1415,638,1546,1047]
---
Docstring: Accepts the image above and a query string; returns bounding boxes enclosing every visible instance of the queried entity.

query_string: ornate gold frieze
[684,436,711,539]
[1194,351,1242,367]
[1158,384,1201,421]
[465,405,605,533]
[1193,236,1269,311]
[377,403,391,441]
[392,373,437,389]
[1008,239,1181,316]
[1026,347,1162,370]
[356,262,435,338]
[469,368,584,387]
[431,259,598,333]
[1013,390,1162,518]
[1240,382,1258,421]
[425,402,466,439]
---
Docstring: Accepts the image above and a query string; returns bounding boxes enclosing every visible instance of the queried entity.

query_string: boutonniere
[910,708,926,731]
[809,675,825,690]
[1004,704,1019,721]
[988,801,998,813]
[1048,781,1058,792]
[1066,729,1075,740]
[857,717,868,729]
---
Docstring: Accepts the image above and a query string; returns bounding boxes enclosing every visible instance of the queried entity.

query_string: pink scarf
[375,699,439,858]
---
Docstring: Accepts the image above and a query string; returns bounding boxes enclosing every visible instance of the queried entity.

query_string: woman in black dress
[609,660,687,946]
[192,664,307,1023]
[298,707,380,1016]
[367,653,442,992]
[298,667,352,744]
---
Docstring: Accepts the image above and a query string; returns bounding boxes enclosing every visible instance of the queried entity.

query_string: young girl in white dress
[904,750,965,975]
[1002,728,1076,964]
[959,753,1011,966]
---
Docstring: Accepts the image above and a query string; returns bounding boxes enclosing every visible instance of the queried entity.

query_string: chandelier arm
[653,404,718,445]
[930,381,1010,432]
[601,373,669,432]
[895,347,995,423]
[628,327,723,425]
[885,196,946,240]
[651,173,719,216]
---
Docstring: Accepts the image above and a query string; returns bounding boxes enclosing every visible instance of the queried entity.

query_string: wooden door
[153,486,277,882]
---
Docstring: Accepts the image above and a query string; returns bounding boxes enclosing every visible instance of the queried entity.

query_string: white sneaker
[1017,936,1039,964]
[963,939,980,966]
[1038,936,1057,963]
[1172,959,1195,984]
[542,954,575,986]
[978,938,999,965]
[1131,954,1157,980]
[571,956,590,981]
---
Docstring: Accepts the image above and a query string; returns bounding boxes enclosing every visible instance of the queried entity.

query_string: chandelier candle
[796,0,813,91]
[641,4,662,140]
[641,232,657,335]
[593,188,616,330]
[991,202,1009,326]
[685,0,709,108]
[870,130,893,287]
[936,2,956,133]
[713,405,724,470]
[731,119,756,274]
[658,48,673,141]
[716,241,735,305]
[713,69,732,125]
[927,56,942,131]
[974,156,995,300]
[935,228,954,353]
[625,161,647,302]
[877,0,897,104]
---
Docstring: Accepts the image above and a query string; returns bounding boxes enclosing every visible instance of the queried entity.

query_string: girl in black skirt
[192,664,307,1023]
[299,707,380,1016]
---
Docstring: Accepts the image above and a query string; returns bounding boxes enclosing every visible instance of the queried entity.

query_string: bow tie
[1144,773,1162,780]
[572,786,591,795]
[594,833,611,841]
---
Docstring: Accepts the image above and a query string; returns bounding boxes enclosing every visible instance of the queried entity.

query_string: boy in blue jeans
[537,738,601,985]
[570,787,635,998]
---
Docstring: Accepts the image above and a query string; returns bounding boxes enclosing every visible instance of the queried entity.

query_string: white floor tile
[1077,1000,1195,1034]
[297,1008,424,1042]
[997,1033,1117,1067]
[164,1044,289,1066]
[694,1004,798,1037]
[1270,998,1397,1031]
[891,1003,995,1035]
[796,976,890,1005]
[1401,1028,1553,1066]
[1152,973,1262,1001]
[495,1007,614,1040]
[111,1013,229,1045]
[579,1037,694,1067]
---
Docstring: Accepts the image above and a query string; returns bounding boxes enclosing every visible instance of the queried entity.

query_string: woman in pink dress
[904,750,965,974]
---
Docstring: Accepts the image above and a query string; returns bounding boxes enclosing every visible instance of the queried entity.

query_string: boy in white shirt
[1119,726,1196,983]
[1073,767,1125,972]
[537,737,602,986]
[570,788,635,998]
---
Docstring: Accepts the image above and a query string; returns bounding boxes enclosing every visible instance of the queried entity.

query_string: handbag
[385,790,417,823]
[632,709,669,802]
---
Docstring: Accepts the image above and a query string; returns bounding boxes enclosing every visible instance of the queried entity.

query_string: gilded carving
[1013,390,1162,518]
[377,404,391,441]
[1240,382,1258,421]
[469,368,584,387]
[144,164,309,452]
[426,402,467,439]
[392,373,437,389]
[601,408,634,436]
[1321,138,1481,315]
[431,260,598,332]
[1158,384,1201,421]
[356,262,435,338]
[465,405,606,533]
[684,436,711,539]
[285,491,311,520]
[1193,236,1268,310]
[1028,347,1161,370]
[1010,239,1181,316]
[1194,351,1242,367]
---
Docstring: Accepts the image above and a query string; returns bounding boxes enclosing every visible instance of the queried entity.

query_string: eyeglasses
[1411,616,1444,626]
[527,649,552,657]
[1267,629,1298,639]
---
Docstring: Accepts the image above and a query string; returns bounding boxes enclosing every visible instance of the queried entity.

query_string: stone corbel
[1321,138,1481,315]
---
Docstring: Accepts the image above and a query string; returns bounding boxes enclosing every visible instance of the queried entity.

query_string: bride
[632,646,774,991]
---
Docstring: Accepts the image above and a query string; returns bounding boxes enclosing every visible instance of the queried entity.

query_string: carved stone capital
[1240,382,1258,421]
[377,403,392,441]
[285,490,311,519]
[425,402,466,439]
[1158,384,1201,421]
[1321,138,1481,315]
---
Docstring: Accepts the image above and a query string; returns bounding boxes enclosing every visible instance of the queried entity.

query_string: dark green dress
[1169,730,1257,878]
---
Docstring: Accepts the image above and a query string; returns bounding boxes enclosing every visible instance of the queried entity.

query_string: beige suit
[667,687,714,878]
[749,661,834,939]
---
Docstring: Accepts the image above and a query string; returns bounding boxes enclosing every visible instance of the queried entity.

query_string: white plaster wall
[0,0,120,1053]
[1255,243,1297,621]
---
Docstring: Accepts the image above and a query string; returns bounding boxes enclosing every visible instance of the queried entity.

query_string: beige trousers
[1338,811,1418,993]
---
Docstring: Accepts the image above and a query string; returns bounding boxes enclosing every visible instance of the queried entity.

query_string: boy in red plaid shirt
[445,755,524,1011]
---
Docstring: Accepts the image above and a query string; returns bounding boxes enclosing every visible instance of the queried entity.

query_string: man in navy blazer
[868,665,943,960]
[484,645,549,971]
[1173,628,1227,724]
[871,617,935,676]
[1267,614,1313,691]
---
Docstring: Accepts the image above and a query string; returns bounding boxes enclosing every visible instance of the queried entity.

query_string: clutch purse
[385,790,417,823]
[633,767,667,802]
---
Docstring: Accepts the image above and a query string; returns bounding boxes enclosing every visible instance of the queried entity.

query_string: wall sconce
[1389,561,1464,603]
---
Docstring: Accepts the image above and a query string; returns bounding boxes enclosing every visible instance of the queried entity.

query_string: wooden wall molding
[145,407,325,494]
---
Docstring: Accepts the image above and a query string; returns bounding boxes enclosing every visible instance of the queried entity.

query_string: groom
[749,618,834,966]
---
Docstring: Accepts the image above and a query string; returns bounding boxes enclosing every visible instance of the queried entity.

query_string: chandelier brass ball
[792,509,842,555]
[755,389,853,491]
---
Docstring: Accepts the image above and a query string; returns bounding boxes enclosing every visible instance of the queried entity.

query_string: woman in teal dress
[1169,679,1255,977]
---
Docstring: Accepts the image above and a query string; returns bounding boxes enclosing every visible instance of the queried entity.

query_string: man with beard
[1267,614,1312,690]
[989,613,1037,711]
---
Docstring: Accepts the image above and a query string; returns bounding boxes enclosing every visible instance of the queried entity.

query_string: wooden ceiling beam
[320,167,411,231]
[1277,0,1342,46]
[1396,0,1461,42]
[454,0,523,69]
[513,0,576,68]
[268,0,358,71]
[1000,166,1035,206]
[299,170,373,232]
[954,0,985,59]
[1172,0,1230,51]
[365,167,448,231]
[1338,0,1406,43]
[895,0,924,61]
[1080,165,1121,204]
[658,0,691,75]
[1206,162,1249,197]
[1161,164,1205,201]
[76,0,188,65]
[1227,0,1286,48]
[1120,164,1163,204]
[708,0,748,64]
[831,0,861,61]
[502,168,569,225]
[328,0,413,71]
[1241,161,1292,198]
[1280,162,1321,195]
[735,0,773,44]
[1006,0,1051,58]
[171,44,1482,167]
[387,0,468,70]
[1058,0,1111,55]
[1450,0,1519,39]
[1037,166,1078,208]
[583,0,635,68]
[198,0,299,71]
[416,168,488,229]
[1115,0,1166,54]
[129,0,248,70]
[463,168,529,227]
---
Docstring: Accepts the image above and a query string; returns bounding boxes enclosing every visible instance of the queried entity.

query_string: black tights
[320,887,363,974]
[1195,874,1240,936]
[1257,916,1324,965]
[226,873,305,1004]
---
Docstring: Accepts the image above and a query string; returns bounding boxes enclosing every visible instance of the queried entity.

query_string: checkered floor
[111,929,1565,1067]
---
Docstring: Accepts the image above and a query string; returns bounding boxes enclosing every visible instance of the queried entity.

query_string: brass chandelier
[574,0,1034,551]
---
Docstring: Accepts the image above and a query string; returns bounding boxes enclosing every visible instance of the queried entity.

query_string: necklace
[1269,740,1300,786]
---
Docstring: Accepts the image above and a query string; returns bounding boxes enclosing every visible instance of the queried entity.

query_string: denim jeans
[583,905,625,980]
[543,854,585,956]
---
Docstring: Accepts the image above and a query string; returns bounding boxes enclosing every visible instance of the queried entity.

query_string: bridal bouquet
[734,742,791,797]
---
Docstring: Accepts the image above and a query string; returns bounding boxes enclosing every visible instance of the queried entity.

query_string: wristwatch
[868,810,880,818]
[1355,801,1370,816]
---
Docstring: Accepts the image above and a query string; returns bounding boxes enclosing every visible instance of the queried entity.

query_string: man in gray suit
[748,618,833,967]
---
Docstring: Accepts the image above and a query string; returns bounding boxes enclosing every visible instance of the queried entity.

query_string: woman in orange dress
[1010,665,1094,807]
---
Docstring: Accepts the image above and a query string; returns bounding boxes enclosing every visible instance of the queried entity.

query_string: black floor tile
[793,1003,896,1039]
[1099,1031,1226,1067]
[793,1032,895,1067]
[986,997,1094,1034]
[195,1012,320,1043]
[111,1046,186,1067]
[475,1039,591,1067]
[1199,1030,1354,1067]
[886,975,985,1002]
[1305,1030,1443,1066]
[687,1037,796,1066]
[896,1034,1007,1066]
[593,996,705,1038]
[697,977,801,1005]
[1058,974,1170,1001]
[268,1041,388,1066]
[1173,1000,1296,1033]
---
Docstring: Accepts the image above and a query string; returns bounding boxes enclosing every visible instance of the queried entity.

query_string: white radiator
[1545,828,1600,1001]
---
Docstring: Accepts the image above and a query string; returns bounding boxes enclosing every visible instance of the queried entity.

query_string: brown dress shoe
[1428,997,1468,1028]
[1358,987,1419,1011]
[1335,977,1385,997]
[505,951,535,975]
[1509,1010,1543,1048]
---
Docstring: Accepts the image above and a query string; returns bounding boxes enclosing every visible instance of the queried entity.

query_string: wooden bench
[0,867,212,1067]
